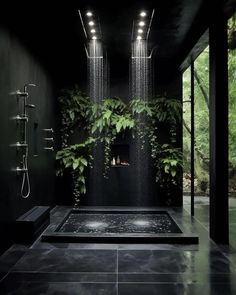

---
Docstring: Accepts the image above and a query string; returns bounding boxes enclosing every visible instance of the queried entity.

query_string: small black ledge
[15,206,50,244]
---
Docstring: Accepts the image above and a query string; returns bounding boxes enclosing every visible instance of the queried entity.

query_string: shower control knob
[12,167,28,174]
[25,104,36,108]
[11,115,28,122]
[44,147,54,151]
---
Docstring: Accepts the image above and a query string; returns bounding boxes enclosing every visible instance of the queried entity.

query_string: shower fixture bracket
[12,167,28,174]
[10,142,28,148]
[10,115,28,122]
[10,82,36,199]
[44,147,54,151]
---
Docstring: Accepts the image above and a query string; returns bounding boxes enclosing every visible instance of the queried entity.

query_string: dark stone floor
[0,199,236,294]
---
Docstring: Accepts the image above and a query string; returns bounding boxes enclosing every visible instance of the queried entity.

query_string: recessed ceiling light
[91,29,96,33]
[138,21,145,27]
[138,29,143,33]
[140,11,147,17]
[86,11,93,17]
[92,36,97,40]
[137,36,142,40]
[88,21,95,26]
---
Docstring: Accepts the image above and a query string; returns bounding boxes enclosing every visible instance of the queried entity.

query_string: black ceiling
[1,1,236,90]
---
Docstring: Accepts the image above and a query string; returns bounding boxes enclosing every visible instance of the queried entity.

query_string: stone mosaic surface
[57,212,182,234]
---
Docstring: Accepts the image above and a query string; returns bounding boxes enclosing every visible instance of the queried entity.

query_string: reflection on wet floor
[184,196,236,249]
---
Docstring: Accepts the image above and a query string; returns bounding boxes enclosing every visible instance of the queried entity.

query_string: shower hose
[21,150,30,198]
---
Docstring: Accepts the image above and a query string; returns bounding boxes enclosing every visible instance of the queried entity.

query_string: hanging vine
[56,85,182,206]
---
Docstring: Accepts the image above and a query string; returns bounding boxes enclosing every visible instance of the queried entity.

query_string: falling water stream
[131,40,149,100]
[88,40,106,202]
[88,40,104,102]
[131,40,151,202]
[87,38,151,203]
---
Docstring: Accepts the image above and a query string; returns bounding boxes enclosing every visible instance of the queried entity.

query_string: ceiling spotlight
[91,29,96,33]
[140,11,147,17]
[137,36,142,40]
[92,36,97,40]
[86,11,93,17]
[138,29,143,33]
[138,21,145,27]
[88,21,95,26]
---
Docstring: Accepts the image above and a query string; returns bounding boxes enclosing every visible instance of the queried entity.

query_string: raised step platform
[42,207,199,244]
[15,206,50,243]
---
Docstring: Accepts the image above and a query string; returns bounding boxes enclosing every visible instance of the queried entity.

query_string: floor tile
[118,282,236,295]
[31,241,118,250]
[0,245,28,281]
[5,271,117,283]
[12,249,117,273]
[0,281,117,295]
[118,283,202,295]
[118,272,236,284]
[118,249,234,273]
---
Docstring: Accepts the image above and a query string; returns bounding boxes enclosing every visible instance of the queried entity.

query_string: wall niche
[111,144,130,167]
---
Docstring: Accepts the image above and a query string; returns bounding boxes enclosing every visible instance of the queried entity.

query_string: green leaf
[73,160,79,170]
[78,176,85,184]
[91,124,97,134]
[171,170,177,177]
[81,158,88,166]
[56,154,62,160]
[80,184,86,194]
[79,165,84,173]
[65,161,72,168]
[103,109,112,120]
[116,121,122,133]
[164,165,169,173]
[69,111,75,121]
[170,160,177,166]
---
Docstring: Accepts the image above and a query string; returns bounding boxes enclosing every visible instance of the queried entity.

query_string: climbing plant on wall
[56,85,182,206]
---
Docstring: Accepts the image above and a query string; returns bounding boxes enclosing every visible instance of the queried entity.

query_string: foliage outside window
[182,48,209,194]
[182,15,236,196]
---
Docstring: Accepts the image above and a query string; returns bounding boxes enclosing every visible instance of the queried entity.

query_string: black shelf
[111,165,130,168]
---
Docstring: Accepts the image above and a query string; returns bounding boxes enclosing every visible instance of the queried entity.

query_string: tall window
[183,47,209,196]
[228,13,236,249]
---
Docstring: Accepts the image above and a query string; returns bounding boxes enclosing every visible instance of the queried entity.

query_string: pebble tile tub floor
[58,211,181,234]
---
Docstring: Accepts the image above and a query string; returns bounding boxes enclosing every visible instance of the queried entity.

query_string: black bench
[15,206,50,243]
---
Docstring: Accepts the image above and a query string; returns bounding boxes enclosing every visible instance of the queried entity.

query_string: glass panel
[183,47,209,220]
[228,13,236,249]
[183,48,209,197]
